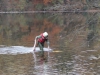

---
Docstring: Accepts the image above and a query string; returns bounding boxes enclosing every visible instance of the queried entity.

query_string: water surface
[0,12,100,75]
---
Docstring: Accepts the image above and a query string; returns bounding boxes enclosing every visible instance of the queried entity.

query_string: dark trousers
[38,42,44,57]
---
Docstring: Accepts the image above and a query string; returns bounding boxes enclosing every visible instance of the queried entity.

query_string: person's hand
[33,48,35,51]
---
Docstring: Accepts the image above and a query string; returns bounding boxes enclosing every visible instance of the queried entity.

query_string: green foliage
[35,4,44,10]
[0,0,100,11]
[35,13,44,20]
[18,0,26,10]
[18,15,27,26]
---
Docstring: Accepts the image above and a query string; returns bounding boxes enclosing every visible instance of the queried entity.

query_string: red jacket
[38,33,47,43]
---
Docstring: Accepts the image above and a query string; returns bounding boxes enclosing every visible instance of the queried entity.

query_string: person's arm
[47,40,49,45]
[46,39,50,49]
[33,36,38,51]
[36,35,41,39]
[33,35,41,50]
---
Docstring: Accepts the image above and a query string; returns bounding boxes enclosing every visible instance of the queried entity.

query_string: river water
[0,12,100,75]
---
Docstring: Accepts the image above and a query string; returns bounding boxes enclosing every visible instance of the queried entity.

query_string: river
[0,12,100,75]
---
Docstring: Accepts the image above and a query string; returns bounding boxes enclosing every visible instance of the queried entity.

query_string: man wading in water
[35,32,50,58]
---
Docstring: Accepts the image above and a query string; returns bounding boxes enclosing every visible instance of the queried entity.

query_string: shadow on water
[0,12,100,75]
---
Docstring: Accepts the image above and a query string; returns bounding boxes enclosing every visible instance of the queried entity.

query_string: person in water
[35,32,50,57]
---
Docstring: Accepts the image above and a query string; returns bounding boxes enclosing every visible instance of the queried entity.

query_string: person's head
[43,32,48,38]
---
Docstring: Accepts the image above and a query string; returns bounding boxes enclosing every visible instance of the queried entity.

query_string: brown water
[0,12,100,75]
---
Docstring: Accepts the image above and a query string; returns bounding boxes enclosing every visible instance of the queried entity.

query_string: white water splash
[0,45,52,55]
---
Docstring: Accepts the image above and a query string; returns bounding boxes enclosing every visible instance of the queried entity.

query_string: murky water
[0,12,100,75]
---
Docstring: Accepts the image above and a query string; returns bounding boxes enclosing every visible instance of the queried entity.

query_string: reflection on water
[0,12,100,75]
[33,51,53,75]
